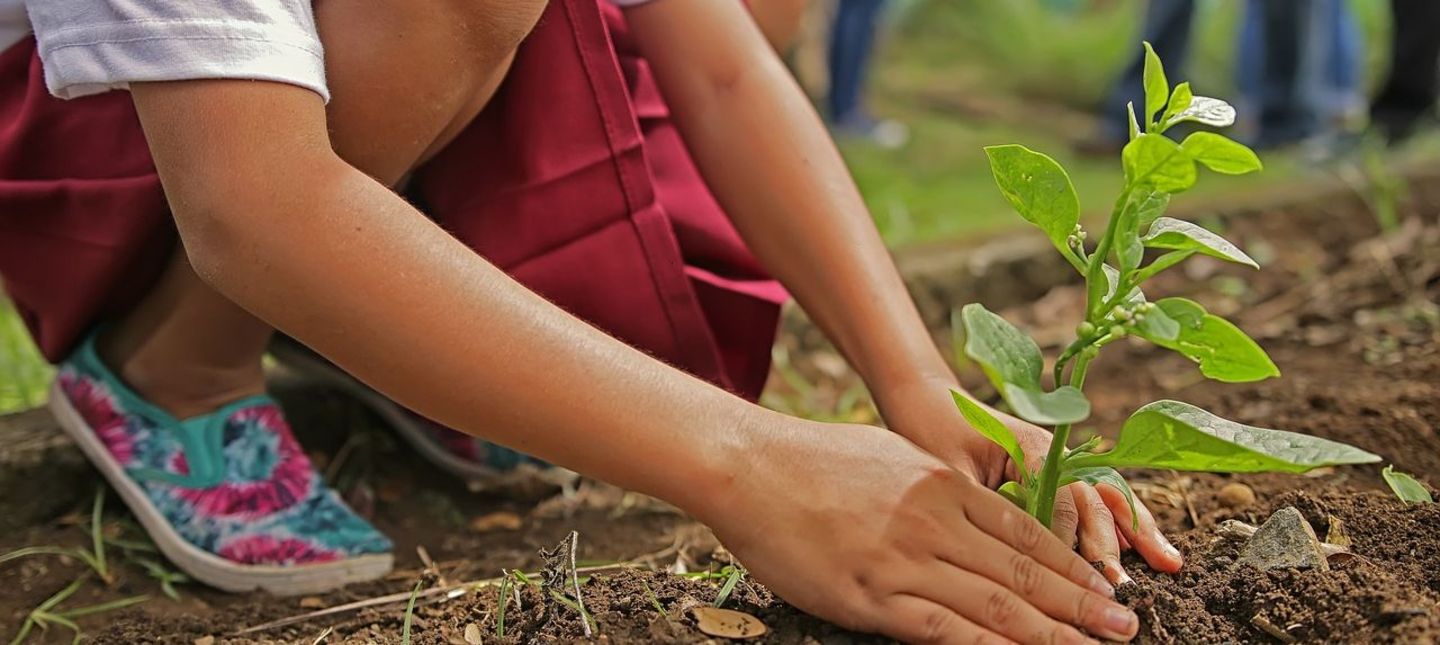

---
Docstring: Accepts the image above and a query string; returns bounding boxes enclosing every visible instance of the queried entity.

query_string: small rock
[1217,482,1256,509]
[194,637,215,645]
[464,622,484,644]
[1236,507,1329,571]
[469,511,523,533]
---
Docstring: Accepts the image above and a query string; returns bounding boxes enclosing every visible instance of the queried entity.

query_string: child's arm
[624,0,1181,582]
[130,79,1135,643]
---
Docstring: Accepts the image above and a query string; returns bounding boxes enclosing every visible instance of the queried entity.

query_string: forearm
[631,2,954,407]
[133,82,760,521]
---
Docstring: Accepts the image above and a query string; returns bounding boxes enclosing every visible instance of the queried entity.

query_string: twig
[568,532,592,638]
[1215,520,1350,557]
[231,564,635,636]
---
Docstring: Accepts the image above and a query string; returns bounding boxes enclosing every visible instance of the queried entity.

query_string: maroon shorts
[0,0,784,400]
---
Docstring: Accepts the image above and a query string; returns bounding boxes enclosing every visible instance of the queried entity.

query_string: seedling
[2,488,113,585]
[953,43,1382,529]
[712,565,745,608]
[1382,465,1433,504]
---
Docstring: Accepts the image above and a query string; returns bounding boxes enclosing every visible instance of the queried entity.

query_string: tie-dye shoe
[48,333,393,595]
[269,338,564,486]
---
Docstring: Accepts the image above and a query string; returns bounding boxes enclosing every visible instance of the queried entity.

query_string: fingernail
[1104,605,1138,636]
[1109,561,1134,586]
[1158,535,1181,559]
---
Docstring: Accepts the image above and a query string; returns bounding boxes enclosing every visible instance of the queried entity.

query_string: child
[0,0,1179,641]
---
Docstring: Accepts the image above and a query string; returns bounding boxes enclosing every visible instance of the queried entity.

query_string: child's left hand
[875,375,1185,585]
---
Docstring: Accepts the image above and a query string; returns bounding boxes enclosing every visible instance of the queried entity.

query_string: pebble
[1236,507,1329,571]
[1218,482,1256,509]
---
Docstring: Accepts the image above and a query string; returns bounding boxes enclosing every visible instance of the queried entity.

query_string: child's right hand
[697,418,1139,644]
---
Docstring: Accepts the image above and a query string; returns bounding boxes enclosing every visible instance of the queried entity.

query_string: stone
[1217,482,1256,509]
[1235,507,1329,571]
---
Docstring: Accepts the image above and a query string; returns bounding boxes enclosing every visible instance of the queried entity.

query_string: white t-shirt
[0,0,658,102]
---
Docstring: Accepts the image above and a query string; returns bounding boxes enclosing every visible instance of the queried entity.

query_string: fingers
[1096,483,1183,573]
[963,486,1116,596]
[1072,484,1130,585]
[914,559,1130,644]
[1051,484,1082,548]
[944,528,1137,642]
[880,595,1014,645]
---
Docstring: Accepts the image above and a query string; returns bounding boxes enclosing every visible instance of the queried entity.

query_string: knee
[450,0,548,59]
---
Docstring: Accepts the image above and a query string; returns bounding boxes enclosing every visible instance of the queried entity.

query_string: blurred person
[827,0,908,147]
[0,0,1178,641]
[1076,0,1196,155]
[1370,0,1440,143]
[1234,0,1364,154]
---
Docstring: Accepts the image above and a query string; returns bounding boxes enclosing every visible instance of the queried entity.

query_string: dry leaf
[464,622,484,644]
[691,606,768,640]
[1324,515,1352,548]
[469,511,523,533]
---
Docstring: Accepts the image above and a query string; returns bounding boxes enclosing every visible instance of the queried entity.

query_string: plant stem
[1033,353,1096,526]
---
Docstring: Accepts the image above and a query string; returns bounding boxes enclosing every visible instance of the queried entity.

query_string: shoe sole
[268,342,505,483]
[49,381,394,596]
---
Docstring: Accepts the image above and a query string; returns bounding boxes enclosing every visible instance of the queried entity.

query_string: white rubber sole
[49,381,394,596]
[268,342,504,483]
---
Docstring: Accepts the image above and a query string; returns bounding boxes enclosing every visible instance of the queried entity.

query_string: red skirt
[0,0,785,401]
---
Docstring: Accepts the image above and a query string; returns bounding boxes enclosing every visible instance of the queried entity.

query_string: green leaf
[1165,95,1236,129]
[1123,134,1196,193]
[1148,298,1280,382]
[1141,42,1169,124]
[1126,102,1141,140]
[1133,189,1172,230]
[1100,265,1145,305]
[1134,305,1180,342]
[1160,81,1193,128]
[961,304,1091,425]
[1115,193,1146,274]
[1382,466,1433,504]
[1143,217,1258,268]
[1003,384,1091,427]
[998,481,1029,509]
[1180,132,1262,175]
[1071,400,1382,473]
[951,390,1027,476]
[1060,466,1139,530]
[984,145,1080,252]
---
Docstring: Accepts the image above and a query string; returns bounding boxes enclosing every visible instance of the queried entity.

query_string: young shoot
[954,43,1382,529]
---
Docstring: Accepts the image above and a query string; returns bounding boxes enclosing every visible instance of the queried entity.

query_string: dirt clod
[1218,482,1257,509]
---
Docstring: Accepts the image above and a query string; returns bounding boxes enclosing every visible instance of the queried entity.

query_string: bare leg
[98,0,545,419]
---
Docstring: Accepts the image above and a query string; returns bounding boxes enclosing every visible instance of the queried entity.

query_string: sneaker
[268,338,563,486]
[49,332,393,595]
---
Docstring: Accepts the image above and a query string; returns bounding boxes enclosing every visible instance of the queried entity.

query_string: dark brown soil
[3,179,1438,643]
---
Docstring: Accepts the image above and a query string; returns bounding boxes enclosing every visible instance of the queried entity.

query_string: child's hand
[698,416,1139,643]
[874,376,1184,586]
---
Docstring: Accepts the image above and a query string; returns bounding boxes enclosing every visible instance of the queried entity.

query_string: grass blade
[713,566,744,608]
[400,578,424,645]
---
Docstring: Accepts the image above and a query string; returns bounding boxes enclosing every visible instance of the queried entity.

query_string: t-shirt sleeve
[24,0,328,101]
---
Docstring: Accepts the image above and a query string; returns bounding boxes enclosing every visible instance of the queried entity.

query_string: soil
[3,178,1439,643]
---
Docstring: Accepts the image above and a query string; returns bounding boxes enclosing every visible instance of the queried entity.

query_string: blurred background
[3,0,1438,415]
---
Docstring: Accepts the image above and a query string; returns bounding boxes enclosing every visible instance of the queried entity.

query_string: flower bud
[1109,325,1127,338]
[1077,321,1097,337]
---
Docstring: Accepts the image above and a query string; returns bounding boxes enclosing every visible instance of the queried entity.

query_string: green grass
[846,0,1407,246]
[0,296,50,413]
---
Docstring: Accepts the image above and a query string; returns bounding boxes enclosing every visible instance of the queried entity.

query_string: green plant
[953,43,1382,529]
[8,576,147,645]
[1382,465,1433,504]
[2,488,113,585]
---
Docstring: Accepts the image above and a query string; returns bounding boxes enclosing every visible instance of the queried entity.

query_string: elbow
[164,152,348,294]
